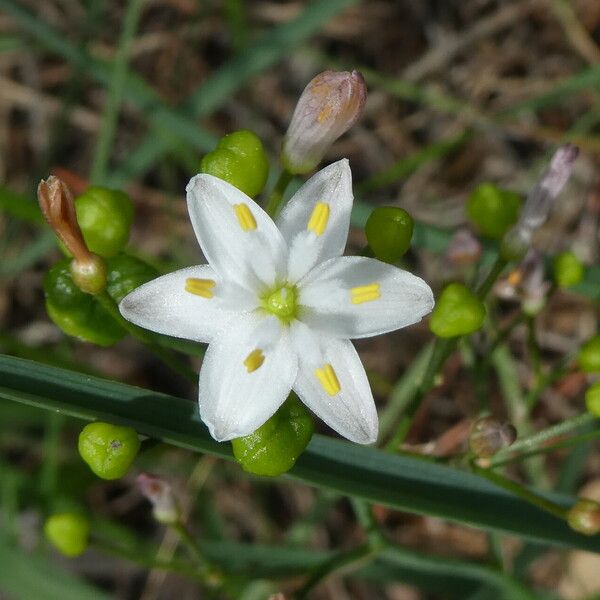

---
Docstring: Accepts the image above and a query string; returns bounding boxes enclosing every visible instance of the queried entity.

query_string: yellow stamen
[244,349,265,373]
[350,283,381,304]
[307,202,330,236]
[315,363,341,396]
[233,203,257,231]
[185,278,216,299]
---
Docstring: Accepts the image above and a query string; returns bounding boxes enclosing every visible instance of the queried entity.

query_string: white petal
[186,174,287,290]
[298,256,434,339]
[277,160,353,282]
[199,314,297,442]
[119,265,238,343]
[290,323,377,444]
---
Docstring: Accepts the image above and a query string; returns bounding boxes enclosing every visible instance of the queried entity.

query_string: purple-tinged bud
[502,145,579,260]
[281,70,367,174]
[137,473,180,525]
[446,229,483,266]
[519,144,579,229]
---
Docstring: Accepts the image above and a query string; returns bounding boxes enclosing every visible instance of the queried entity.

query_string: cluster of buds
[37,176,107,295]
[501,144,579,261]
[281,70,367,175]
[137,473,180,525]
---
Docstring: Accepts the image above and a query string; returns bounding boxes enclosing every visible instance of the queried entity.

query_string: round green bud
[70,254,107,295]
[78,422,141,480]
[44,259,124,346]
[74,187,134,258]
[429,283,487,338]
[578,334,600,373]
[553,251,584,288]
[106,253,159,303]
[200,130,269,198]
[44,513,90,557]
[585,381,600,417]
[466,183,522,240]
[232,396,314,476]
[365,207,414,263]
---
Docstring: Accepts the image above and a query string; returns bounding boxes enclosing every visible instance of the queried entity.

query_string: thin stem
[172,522,213,577]
[490,412,597,467]
[91,540,205,582]
[476,256,508,299]
[525,351,576,410]
[90,0,145,184]
[472,463,568,520]
[96,291,196,382]
[385,337,456,450]
[265,170,293,217]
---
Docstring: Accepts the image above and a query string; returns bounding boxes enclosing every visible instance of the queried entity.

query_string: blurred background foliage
[0,0,599,598]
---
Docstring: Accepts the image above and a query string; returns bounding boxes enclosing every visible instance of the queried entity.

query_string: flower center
[262,284,298,323]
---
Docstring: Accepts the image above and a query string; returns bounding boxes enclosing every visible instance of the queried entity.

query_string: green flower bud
[106,254,159,303]
[44,513,90,557]
[578,334,600,373]
[44,259,124,346]
[429,283,486,338]
[78,422,141,480]
[200,130,269,198]
[232,396,314,476]
[466,183,522,240]
[70,254,107,295]
[585,381,600,417]
[44,254,158,346]
[567,498,600,536]
[553,251,584,288]
[365,207,414,263]
[73,187,134,258]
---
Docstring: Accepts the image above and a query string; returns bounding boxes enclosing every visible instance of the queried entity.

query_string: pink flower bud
[281,70,367,174]
[137,473,180,525]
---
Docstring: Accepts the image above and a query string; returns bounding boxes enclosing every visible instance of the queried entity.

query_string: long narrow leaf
[0,354,598,552]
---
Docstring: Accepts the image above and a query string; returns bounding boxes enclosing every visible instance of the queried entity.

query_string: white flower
[119,160,434,444]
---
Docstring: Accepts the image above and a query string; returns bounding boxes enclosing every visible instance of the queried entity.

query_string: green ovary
[261,284,298,323]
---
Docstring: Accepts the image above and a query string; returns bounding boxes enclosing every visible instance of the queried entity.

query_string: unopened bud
[281,70,367,174]
[446,229,483,266]
[553,251,585,288]
[44,513,90,557]
[469,416,517,458]
[519,144,579,230]
[38,177,91,264]
[137,473,180,525]
[503,145,579,258]
[567,498,600,536]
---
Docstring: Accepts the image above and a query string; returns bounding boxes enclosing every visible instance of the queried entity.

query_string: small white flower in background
[120,160,434,444]
[137,473,179,525]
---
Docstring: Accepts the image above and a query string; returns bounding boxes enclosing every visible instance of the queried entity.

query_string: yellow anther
[315,364,341,396]
[244,349,265,373]
[233,203,257,231]
[307,202,330,236]
[350,283,381,305]
[185,277,216,299]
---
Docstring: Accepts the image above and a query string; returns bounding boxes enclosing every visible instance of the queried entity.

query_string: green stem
[91,539,205,582]
[90,0,145,185]
[96,291,196,382]
[525,351,575,410]
[265,170,293,217]
[472,463,568,520]
[172,522,214,577]
[476,257,508,299]
[489,412,597,467]
[385,337,456,450]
